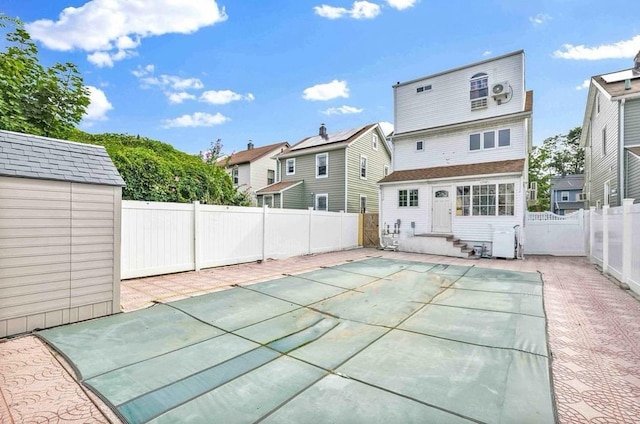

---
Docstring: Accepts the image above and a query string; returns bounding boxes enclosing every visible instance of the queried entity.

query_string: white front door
[432,186,452,233]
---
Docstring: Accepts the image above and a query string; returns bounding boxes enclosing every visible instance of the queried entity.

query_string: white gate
[524,210,586,256]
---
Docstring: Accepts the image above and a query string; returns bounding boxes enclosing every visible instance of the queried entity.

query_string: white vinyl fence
[524,210,585,256]
[586,199,640,294]
[121,201,359,279]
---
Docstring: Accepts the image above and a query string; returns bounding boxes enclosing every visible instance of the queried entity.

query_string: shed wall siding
[0,176,118,337]
[587,90,619,206]
[250,155,278,193]
[624,99,640,146]
[346,129,392,213]
[395,52,525,134]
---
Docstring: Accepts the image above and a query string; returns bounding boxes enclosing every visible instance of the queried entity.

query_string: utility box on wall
[0,130,125,337]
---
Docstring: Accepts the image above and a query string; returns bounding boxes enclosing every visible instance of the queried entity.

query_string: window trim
[469,129,510,152]
[315,193,328,211]
[560,191,569,201]
[360,155,368,180]
[455,183,515,216]
[285,158,296,175]
[398,189,419,208]
[372,134,378,151]
[416,140,424,152]
[267,169,275,185]
[232,167,239,185]
[470,72,488,110]
[263,195,273,208]
[315,153,328,178]
[602,127,607,157]
[359,194,367,213]
[383,164,390,177]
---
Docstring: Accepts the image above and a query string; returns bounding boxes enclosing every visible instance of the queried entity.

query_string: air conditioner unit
[491,81,510,99]
[577,192,588,201]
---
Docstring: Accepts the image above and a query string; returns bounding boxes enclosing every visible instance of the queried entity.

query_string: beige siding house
[0,130,125,337]
[580,52,640,207]
[256,124,391,213]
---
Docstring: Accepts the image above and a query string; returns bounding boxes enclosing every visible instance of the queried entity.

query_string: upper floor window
[372,134,378,151]
[383,164,390,177]
[498,129,511,147]
[360,155,368,179]
[267,169,275,185]
[470,129,510,151]
[602,127,607,157]
[316,153,328,178]
[232,167,239,184]
[560,191,569,201]
[416,140,424,151]
[470,72,488,110]
[286,158,295,175]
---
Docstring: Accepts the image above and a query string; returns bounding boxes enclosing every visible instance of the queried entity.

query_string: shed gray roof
[0,130,125,186]
[550,174,584,191]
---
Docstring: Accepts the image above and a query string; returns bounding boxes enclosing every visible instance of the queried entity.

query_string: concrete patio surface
[1,248,639,423]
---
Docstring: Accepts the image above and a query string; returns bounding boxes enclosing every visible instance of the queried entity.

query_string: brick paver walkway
[1,249,639,423]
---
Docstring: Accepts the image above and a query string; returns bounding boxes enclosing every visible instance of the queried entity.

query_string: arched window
[470,72,488,110]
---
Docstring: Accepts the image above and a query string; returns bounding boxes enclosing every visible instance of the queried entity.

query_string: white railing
[527,211,581,221]
[121,201,359,279]
[586,199,639,295]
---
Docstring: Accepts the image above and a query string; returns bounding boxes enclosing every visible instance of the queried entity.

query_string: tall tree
[0,14,89,138]
[528,127,584,211]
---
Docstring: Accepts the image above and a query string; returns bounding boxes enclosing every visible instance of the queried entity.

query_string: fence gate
[524,210,586,256]
[362,213,380,248]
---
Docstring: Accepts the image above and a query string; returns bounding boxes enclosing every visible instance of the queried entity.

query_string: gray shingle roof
[0,130,125,186]
[550,174,584,191]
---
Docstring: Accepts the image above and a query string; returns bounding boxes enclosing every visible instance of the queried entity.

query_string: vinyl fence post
[339,210,344,250]
[308,207,314,255]
[622,199,634,283]
[194,201,201,272]
[262,204,268,262]
[602,205,609,273]
[589,206,595,261]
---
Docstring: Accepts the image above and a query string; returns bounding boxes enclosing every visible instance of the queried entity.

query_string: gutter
[277,143,347,159]
[378,171,523,186]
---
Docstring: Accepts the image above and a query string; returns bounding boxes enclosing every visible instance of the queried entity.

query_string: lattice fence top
[527,211,581,221]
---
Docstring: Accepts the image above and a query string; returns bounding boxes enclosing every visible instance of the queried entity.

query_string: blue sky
[1,0,639,156]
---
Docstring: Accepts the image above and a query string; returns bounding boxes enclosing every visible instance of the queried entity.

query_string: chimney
[634,50,640,73]
[247,140,254,150]
[319,123,327,138]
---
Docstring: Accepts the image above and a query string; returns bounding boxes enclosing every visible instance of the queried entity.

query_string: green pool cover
[39,257,556,424]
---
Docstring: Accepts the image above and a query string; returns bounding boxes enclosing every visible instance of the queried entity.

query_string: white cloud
[167,92,197,104]
[554,35,640,60]
[199,90,255,104]
[303,80,349,101]
[132,64,155,77]
[322,105,363,115]
[386,0,418,10]
[576,79,591,90]
[163,112,230,128]
[482,50,492,57]
[529,13,551,25]
[314,1,380,19]
[379,121,394,136]
[25,0,227,66]
[83,86,113,121]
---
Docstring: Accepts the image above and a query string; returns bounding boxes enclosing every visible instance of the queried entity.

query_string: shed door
[432,187,452,233]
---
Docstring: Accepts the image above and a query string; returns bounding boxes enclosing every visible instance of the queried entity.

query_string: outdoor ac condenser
[492,227,515,259]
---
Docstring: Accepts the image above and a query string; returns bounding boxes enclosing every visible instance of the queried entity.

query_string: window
[596,94,600,114]
[416,141,424,151]
[383,164,390,177]
[315,193,328,211]
[263,195,273,208]
[604,181,610,206]
[416,84,432,93]
[398,189,418,207]
[286,158,295,175]
[498,129,511,147]
[360,155,367,179]
[602,127,607,157]
[561,191,569,201]
[470,72,488,110]
[267,169,275,185]
[456,183,515,216]
[232,167,239,184]
[470,129,510,151]
[360,195,367,213]
[372,134,378,151]
[316,153,328,178]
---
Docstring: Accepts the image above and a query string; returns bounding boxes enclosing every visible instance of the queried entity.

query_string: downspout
[345,147,349,213]
[619,98,625,206]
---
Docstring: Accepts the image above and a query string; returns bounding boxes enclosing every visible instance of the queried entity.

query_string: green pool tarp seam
[426,302,545,318]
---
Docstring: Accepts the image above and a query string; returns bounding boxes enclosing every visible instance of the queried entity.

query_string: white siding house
[380,51,533,257]
[0,130,125,337]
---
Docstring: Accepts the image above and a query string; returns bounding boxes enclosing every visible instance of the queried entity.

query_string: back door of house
[432,186,452,233]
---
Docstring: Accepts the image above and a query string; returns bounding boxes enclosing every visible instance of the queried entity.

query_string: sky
[1,0,639,156]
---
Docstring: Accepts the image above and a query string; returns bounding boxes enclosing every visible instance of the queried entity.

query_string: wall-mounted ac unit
[491,81,510,99]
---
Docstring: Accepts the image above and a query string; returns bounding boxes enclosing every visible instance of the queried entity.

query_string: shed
[0,130,125,337]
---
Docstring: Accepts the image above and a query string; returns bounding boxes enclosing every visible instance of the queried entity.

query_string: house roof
[255,180,303,195]
[593,70,640,99]
[0,130,125,186]
[378,159,525,184]
[628,146,640,157]
[278,123,378,157]
[220,141,289,166]
[550,174,584,191]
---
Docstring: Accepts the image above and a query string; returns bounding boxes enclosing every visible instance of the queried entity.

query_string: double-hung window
[316,153,328,178]
[470,72,488,110]
[286,158,295,175]
[315,193,328,211]
[360,155,367,179]
[372,134,378,150]
[232,167,239,184]
[267,169,275,185]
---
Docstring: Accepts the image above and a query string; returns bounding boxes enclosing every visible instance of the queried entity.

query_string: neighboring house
[580,51,640,207]
[378,50,533,257]
[218,141,289,204]
[256,123,392,213]
[550,174,586,215]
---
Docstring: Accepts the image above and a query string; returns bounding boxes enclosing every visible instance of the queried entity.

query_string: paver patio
[1,248,639,423]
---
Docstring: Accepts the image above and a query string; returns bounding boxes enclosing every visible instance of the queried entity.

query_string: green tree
[528,127,584,211]
[0,14,89,138]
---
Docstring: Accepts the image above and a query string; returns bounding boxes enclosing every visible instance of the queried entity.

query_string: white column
[622,199,634,283]
[193,201,201,272]
[602,205,609,273]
